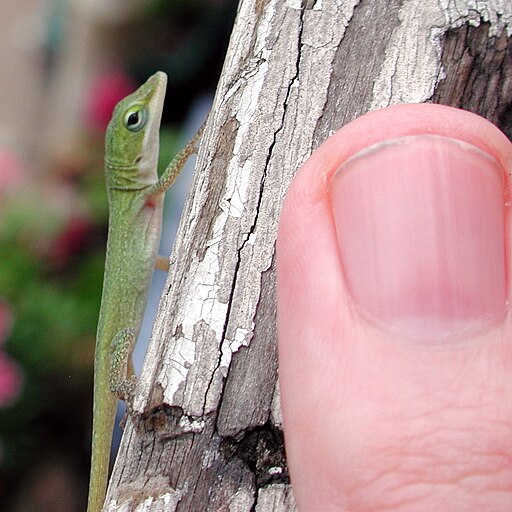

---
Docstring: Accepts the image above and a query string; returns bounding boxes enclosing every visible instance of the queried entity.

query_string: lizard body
[87,71,202,512]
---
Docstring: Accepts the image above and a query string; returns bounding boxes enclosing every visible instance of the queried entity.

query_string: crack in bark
[221,424,289,487]
[202,4,308,422]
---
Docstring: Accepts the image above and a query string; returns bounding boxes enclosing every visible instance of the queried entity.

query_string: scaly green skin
[87,71,203,512]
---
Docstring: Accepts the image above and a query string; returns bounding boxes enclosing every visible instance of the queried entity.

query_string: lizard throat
[105,160,156,191]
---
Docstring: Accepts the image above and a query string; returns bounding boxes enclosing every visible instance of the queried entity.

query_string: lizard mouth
[146,71,167,116]
[145,71,167,134]
[139,72,168,174]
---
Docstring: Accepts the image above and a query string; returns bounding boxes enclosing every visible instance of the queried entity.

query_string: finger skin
[277,104,512,511]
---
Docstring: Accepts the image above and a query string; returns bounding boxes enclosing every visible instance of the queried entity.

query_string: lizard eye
[123,106,147,132]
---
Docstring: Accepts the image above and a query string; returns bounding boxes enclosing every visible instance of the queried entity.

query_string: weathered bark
[105,1,512,510]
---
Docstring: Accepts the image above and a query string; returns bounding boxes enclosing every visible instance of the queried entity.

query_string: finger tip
[278,104,512,510]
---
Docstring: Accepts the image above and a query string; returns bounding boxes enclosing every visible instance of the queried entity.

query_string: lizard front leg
[146,123,205,197]
[149,124,205,272]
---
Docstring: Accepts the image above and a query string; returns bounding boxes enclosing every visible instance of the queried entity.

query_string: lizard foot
[110,327,138,414]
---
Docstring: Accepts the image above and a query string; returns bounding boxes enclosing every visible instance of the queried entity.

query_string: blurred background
[0,1,236,510]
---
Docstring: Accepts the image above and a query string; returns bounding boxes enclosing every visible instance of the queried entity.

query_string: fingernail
[330,135,507,340]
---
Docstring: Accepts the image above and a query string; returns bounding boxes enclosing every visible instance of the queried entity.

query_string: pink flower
[49,216,94,267]
[0,149,26,192]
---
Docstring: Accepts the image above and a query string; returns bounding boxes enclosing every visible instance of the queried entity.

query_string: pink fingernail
[330,135,508,341]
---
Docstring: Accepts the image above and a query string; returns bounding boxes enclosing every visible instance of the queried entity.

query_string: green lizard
[87,71,203,512]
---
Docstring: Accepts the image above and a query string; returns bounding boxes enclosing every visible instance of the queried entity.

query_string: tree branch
[105,1,512,510]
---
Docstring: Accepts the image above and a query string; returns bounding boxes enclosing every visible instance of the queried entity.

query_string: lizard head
[104,71,167,189]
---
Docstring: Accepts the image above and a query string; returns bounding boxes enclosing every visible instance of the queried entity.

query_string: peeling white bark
[371,0,511,108]
[138,0,355,421]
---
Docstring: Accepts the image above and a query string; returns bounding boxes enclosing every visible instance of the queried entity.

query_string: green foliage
[0,167,106,480]
[0,194,103,370]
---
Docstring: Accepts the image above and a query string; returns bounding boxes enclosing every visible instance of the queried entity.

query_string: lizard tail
[87,385,117,512]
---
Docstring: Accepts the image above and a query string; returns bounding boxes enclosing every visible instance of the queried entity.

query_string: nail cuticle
[333,134,502,182]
